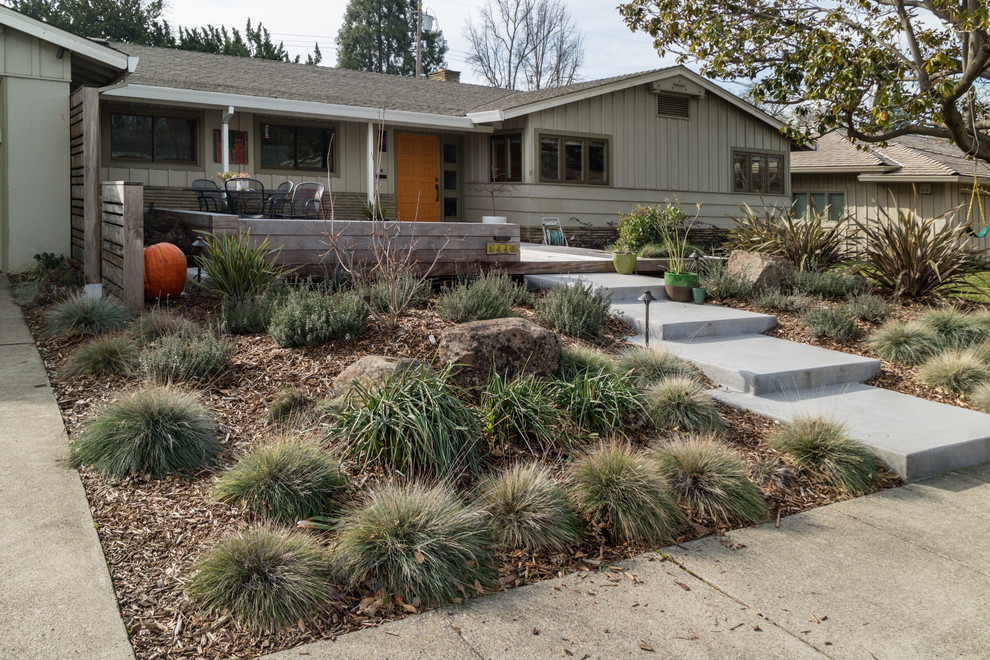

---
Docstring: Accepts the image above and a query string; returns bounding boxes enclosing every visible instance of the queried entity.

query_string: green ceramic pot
[664,272,699,288]
[613,253,637,275]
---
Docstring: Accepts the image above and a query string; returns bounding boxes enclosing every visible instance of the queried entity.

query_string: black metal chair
[224,177,266,217]
[268,181,294,217]
[286,181,325,219]
[192,178,222,212]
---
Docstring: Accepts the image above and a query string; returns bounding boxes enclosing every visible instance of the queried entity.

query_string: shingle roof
[466,70,666,113]
[791,132,891,170]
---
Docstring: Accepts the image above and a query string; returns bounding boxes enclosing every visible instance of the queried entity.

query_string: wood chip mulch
[19,292,900,660]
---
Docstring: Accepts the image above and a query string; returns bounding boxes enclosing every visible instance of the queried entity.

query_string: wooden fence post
[101,182,144,314]
[70,87,101,282]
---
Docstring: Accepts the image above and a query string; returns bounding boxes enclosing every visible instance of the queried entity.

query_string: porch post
[221,106,234,174]
[366,121,375,206]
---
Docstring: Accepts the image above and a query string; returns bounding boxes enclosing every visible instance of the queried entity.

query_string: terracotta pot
[665,284,694,302]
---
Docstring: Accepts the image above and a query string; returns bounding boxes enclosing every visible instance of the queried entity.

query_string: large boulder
[439,317,561,388]
[332,355,429,400]
[726,250,796,290]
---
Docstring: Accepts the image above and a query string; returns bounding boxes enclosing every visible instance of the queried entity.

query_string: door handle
[435,178,439,202]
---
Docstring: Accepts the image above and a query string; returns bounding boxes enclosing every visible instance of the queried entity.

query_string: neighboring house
[0,6,128,272]
[791,131,990,235]
[99,43,794,247]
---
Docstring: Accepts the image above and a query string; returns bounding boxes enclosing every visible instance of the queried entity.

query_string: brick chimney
[428,69,461,83]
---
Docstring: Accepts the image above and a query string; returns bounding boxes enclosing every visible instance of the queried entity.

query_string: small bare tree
[465,0,584,91]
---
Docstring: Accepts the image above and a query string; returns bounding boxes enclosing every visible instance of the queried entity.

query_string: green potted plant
[657,200,699,302]
[611,238,637,275]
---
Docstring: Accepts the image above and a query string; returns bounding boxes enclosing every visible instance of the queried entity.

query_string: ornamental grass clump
[360,275,431,317]
[214,441,348,525]
[534,282,611,339]
[63,335,140,378]
[559,344,614,379]
[969,382,990,413]
[141,331,235,384]
[194,230,282,303]
[129,308,199,343]
[568,443,684,544]
[333,483,494,606]
[842,293,893,324]
[652,436,766,524]
[268,389,318,426]
[45,294,130,338]
[770,416,885,494]
[793,270,869,299]
[866,320,939,365]
[67,386,219,479]
[187,527,331,633]
[436,271,528,322]
[647,377,725,433]
[329,366,481,478]
[268,289,368,348]
[481,371,570,453]
[615,346,696,387]
[552,369,647,436]
[219,296,272,334]
[802,307,858,340]
[918,308,984,349]
[917,349,990,394]
[477,464,581,551]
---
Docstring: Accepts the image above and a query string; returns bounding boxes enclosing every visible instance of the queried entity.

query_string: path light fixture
[191,237,209,282]
[638,290,657,346]
[689,249,703,271]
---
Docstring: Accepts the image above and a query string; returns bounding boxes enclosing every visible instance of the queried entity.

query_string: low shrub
[802,307,858,340]
[215,441,348,525]
[328,367,481,477]
[652,436,766,524]
[63,335,140,378]
[187,527,331,632]
[268,289,368,348]
[334,483,494,606]
[793,270,870,299]
[360,275,430,317]
[534,283,612,339]
[568,442,684,544]
[141,331,235,384]
[268,389,318,426]
[770,417,885,494]
[10,281,45,308]
[969,382,990,413]
[478,464,581,551]
[866,320,940,365]
[481,371,570,453]
[615,346,695,387]
[559,344,614,379]
[615,203,685,252]
[194,230,282,303]
[918,308,984,349]
[129,309,199,343]
[700,261,755,300]
[647,377,725,432]
[219,296,271,334]
[29,251,86,290]
[552,369,647,435]
[842,294,892,324]
[755,289,810,312]
[917,349,990,394]
[45,294,130,338]
[436,271,527,322]
[67,386,218,479]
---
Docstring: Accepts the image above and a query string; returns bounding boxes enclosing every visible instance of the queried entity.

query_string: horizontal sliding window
[261,123,335,171]
[539,134,608,185]
[733,150,785,194]
[110,112,196,163]
[491,133,522,182]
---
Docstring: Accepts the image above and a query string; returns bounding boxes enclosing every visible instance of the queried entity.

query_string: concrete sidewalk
[0,276,133,659]
[268,466,990,660]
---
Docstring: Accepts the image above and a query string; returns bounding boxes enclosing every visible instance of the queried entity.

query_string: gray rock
[332,355,429,400]
[439,317,561,388]
[726,250,796,290]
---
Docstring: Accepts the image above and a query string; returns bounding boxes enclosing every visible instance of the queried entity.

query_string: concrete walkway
[0,275,133,659]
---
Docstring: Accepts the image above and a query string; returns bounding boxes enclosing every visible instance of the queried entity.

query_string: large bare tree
[465,0,584,91]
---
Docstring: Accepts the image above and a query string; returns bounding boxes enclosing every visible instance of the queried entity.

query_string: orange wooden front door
[395,133,439,221]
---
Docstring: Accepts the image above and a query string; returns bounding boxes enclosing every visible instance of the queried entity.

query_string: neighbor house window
[260,123,335,171]
[732,150,785,194]
[110,112,197,163]
[491,133,522,182]
[539,134,608,185]
[793,191,845,221]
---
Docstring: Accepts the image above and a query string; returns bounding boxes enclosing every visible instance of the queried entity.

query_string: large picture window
[490,133,522,182]
[110,112,197,163]
[260,123,335,171]
[732,150,785,194]
[793,191,845,221]
[539,134,608,185]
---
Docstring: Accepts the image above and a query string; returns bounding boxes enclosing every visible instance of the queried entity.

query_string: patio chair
[192,178,222,212]
[287,181,325,219]
[541,217,569,246]
[268,181,294,217]
[224,177,266,217]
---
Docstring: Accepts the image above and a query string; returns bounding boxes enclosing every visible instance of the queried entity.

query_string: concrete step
[525,272,668,303]
[663,334,882,394]
[712,384,990,481]
[615,302,777,341]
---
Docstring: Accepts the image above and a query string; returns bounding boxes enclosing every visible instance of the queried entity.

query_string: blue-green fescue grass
[63,335,140,378]
[969,381,990,412]
[67,386,219,479]
[187,526,331,632]
[917,307,985,349]
[129,308,199,344]
[534,283,612,340]
[477,464,581,551]
[480,371,571,453]
[327,366,482,478]
[801,307,858,340]
[551,369,648,436]
[214,440,349,525]
[568,442,685,544]
[646,377,725,433]
[842,293,893,324]
[615,346,697,387]
[866,320,940,365]
[141,331,235,384]
[917,349,990,394]
[770,416,886,494]
[559,344,614,379]
[436,271,528,322]
[652,435,767,524]
[45,294,130,338]
[333,483,494,606]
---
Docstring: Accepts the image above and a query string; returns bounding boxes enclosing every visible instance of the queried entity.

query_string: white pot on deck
[481,215,508,224]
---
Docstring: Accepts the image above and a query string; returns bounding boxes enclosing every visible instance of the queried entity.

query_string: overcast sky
[163,0,681,86]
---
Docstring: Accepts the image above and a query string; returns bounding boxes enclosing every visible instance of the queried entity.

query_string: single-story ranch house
[1,5,796,272]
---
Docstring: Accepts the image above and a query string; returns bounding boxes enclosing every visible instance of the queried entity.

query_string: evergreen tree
[10,0,175,46]
[336,0,448,76]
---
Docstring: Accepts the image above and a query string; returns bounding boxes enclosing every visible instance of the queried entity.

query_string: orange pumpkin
[144,242,187,300]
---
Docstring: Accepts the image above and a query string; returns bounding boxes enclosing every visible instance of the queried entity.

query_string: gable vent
[656,94,690,119]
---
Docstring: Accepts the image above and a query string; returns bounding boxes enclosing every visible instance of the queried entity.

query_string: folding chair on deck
[541,217,568,246]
